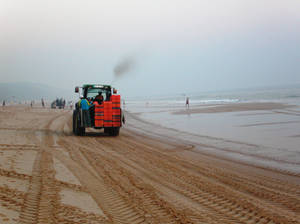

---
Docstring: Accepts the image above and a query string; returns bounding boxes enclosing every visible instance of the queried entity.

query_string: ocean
[125,84,300,107]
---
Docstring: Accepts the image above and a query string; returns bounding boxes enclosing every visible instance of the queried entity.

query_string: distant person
[63,99,66,109]
[186,97,190,109]
[2,100,5,107]
[30,101,33,108]
[94,92,104,105]
[79,97,92,127]
[41,98,45,108]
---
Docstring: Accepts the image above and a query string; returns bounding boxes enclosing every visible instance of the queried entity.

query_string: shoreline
[126,100,300,165]
[173,102,296,115]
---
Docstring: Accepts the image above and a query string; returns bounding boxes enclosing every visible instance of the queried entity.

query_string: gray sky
[1,0,300,97]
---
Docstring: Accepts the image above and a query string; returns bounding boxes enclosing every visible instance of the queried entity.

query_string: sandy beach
[2,0,300,223]
[0,104,299,223]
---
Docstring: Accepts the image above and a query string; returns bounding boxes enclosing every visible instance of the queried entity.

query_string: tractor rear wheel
[104,128,110,134]
[110,127,120,136]
[72,111,76,134]
[73,110,85,136]
[78,127,85,136]
[73,110,80,135]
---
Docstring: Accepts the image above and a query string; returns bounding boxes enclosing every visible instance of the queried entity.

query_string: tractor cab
[75,84,115,104]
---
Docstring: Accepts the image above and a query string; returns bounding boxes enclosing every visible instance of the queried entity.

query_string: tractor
[73,84,123,136]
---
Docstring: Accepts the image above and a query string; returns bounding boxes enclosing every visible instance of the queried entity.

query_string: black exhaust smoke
[113,55,136,79]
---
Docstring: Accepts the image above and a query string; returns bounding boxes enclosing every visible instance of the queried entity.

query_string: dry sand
[0,105,299,223]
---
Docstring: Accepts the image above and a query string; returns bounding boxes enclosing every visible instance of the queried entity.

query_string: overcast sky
[1,0,300,97]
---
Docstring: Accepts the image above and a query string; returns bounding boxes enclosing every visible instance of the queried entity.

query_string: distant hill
[0,82,72,102]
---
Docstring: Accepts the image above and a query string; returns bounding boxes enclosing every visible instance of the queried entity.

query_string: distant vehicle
[73,84,123,136]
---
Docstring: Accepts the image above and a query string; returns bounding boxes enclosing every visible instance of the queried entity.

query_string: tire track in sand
[75,142,192,223]
[80,133,299,224]
[11,107,300,224]
[52,147,144,224]
[19,150,43,224]
[61,137,226,224]
[19,113,66,224]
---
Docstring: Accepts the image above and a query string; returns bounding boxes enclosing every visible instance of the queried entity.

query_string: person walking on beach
[41,98,45,108]
[2,100,5,107]
[186,97,190,109]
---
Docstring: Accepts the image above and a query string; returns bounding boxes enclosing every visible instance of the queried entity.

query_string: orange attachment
[103,101,113,127]
[94,104,104,127]
[111,95,121,127]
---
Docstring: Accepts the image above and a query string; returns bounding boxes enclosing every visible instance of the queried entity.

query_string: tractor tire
[73,110,85,136]
[110,127,120,136]
[104,128,110,134]
[72,110,77,134]
[79,127,85,136]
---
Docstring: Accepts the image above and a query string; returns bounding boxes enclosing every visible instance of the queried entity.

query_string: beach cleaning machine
[73,84,123,136]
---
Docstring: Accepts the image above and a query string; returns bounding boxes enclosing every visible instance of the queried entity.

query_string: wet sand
[173,102,295,114]
[132,101,300,165]
[0,105,299,223]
